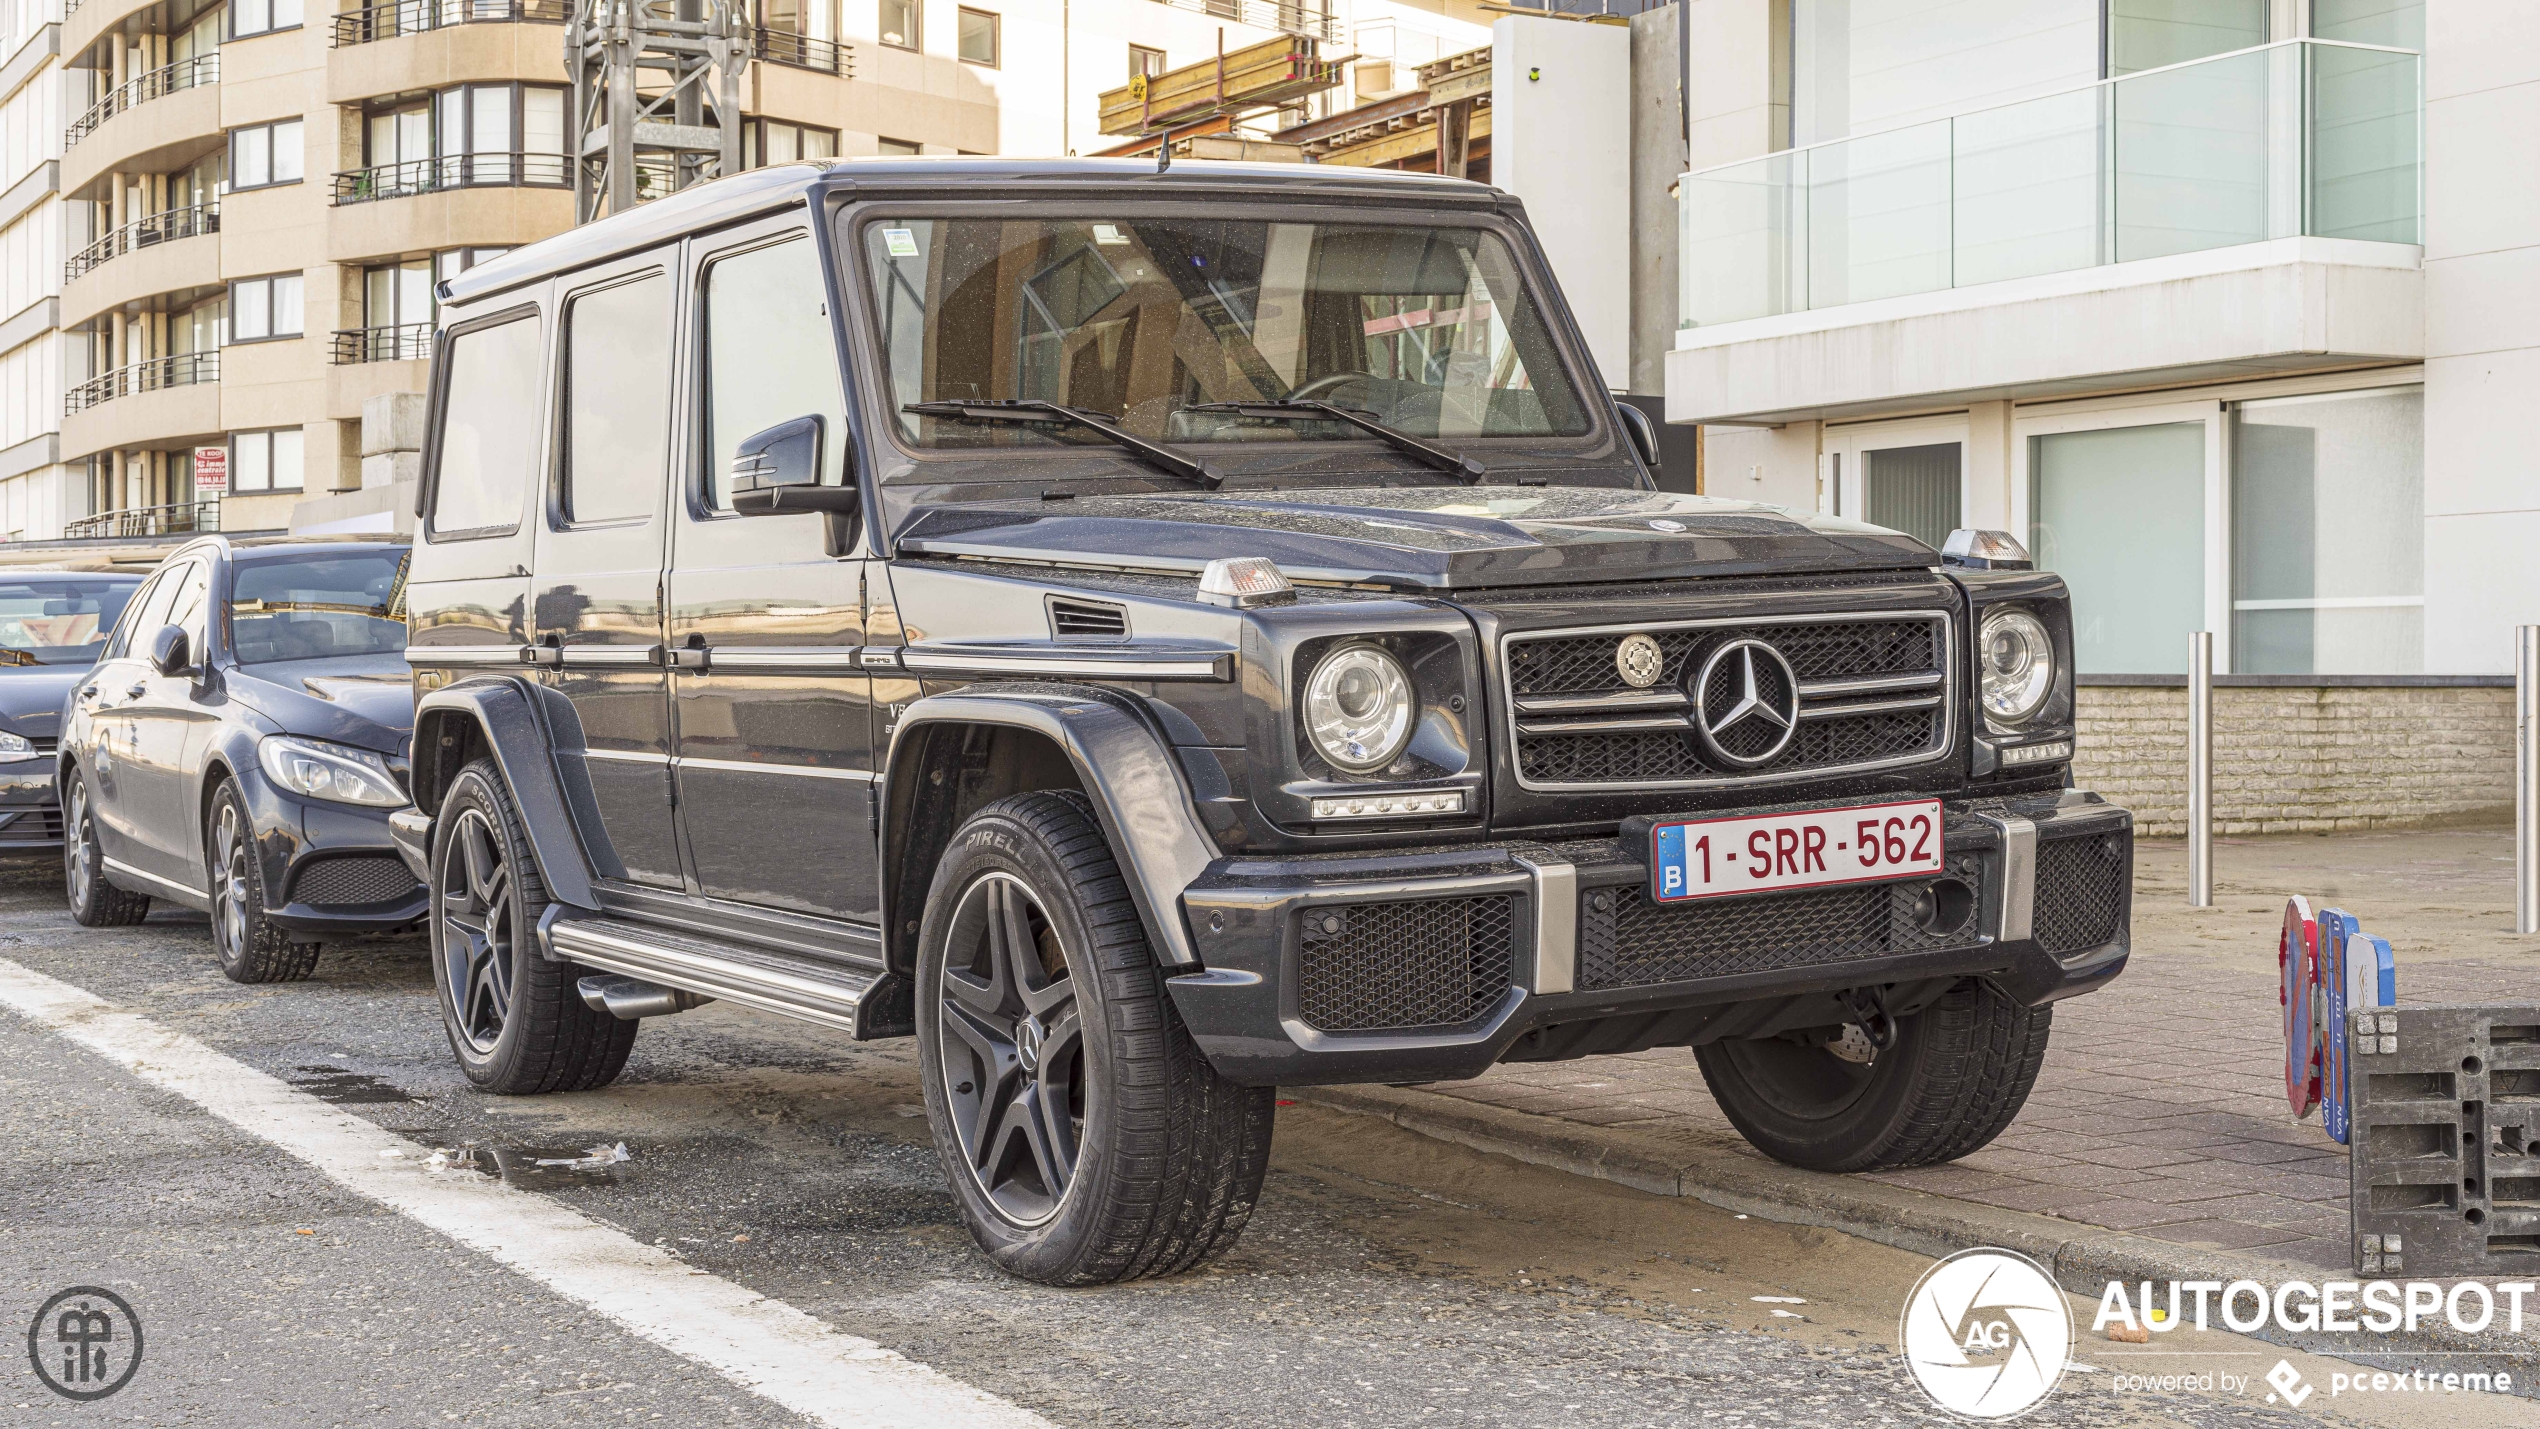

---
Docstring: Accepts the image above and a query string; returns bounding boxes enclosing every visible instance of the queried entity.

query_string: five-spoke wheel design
[209,799,252,965]
[935,871,1083,1227]
[436,805,516,1055]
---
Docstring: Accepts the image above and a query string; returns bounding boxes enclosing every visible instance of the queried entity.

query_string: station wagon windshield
[861,217,1591,458]
[229,549,410,664]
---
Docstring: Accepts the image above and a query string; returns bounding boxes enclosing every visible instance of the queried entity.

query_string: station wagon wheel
[62,766,149,928]
[205,778,321,983]
[437,806,515,1054]
[936,871,1084,1227]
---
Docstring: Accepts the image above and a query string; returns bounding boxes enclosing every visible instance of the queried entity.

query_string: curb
[1294,1083,2540,1381]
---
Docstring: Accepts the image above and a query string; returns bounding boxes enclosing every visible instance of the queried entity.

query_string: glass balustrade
[1679,38,2421,329]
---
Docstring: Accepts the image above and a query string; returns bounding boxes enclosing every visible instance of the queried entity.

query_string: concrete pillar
[1964,400,2015,532]
[1683,0,1787,171]
[1628,5,1687,397]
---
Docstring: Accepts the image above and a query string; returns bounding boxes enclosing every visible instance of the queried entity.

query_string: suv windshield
[0,577,139,664]
[230,548,410,664]
[862,217,1590,458]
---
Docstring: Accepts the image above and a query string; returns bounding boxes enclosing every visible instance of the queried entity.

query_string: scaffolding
[567,0,748,224]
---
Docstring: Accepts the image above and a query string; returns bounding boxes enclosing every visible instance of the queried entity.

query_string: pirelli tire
[1694,978,2051,1173]
[915,790,1275,1286]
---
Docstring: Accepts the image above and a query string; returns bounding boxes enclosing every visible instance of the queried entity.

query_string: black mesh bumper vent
[1578,879,1978,992]
[292,855,421,908]
[2033,831,2131,955]
[1296,894,1518,1034]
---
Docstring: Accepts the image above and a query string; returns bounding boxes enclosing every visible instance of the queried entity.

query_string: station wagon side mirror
[730,416,859,518]
[1615,400,1661,471]
[148,624,193,679]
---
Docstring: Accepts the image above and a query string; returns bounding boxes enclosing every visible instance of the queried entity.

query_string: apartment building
[0,0,78,542]
[1667,0,2536,831]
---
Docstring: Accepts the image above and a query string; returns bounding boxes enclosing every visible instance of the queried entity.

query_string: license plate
[1649,799,1944,903]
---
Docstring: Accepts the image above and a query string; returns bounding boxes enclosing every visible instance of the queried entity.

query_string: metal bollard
[2188,630,2213,908]
[2520,626,2539,934]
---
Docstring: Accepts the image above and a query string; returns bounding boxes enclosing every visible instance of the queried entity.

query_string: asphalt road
[0,855,2529,1429]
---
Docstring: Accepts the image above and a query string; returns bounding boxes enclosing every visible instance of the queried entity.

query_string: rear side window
[431,313,544,537]
[561,273,671,524]
[701,238,847,510]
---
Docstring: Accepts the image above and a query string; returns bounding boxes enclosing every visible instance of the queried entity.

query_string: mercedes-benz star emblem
[1615,633,1665,689]
[1691,637,1799,767]
[1648,518,1687,533]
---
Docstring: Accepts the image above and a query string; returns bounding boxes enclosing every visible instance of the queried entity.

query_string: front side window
[231,428,305,493]
[231,273,304,341]
[0,579,140,664]
[431,314,543,537]
[230,119,304,189]
[229,549,411,664]
[700,239,846,510]
[862,217,1589,454]
[956,6,994,65]
[562,274,672,524]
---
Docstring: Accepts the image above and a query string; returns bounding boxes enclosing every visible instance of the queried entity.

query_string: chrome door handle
[124,683,146,699]
[668,644,709,671]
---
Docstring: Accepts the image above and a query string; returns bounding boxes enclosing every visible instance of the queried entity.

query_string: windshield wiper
[904,400,1223,490]
[1187,400,1485,484]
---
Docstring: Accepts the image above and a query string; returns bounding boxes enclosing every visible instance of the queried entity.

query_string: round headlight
[1978,609,2055,724]
[1302,644,1415,773]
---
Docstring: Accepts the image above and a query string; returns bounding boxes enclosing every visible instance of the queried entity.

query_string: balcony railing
[64,499,220,541]
[65,203,219,283]
[66,53,219,150]
[1141,0,1339,43]
[65,351,219,416]
[331,152,570,204]
[330,0,566,46]
[754,25,848,74]
[1679,38,2423,329]
[332,324,432,364]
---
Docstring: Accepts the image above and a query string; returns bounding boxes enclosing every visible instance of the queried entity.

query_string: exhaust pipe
[577,973,712,1021]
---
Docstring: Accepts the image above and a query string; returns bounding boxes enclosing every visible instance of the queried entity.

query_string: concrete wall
[2073,683,2514,837]
[1493,15,1631,383]
[1681,0,1783,170]
[2420,0,2540,674]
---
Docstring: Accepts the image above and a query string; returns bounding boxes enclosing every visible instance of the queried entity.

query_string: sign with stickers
[2281,893,2398,1143]
[2281,895,2321,1119]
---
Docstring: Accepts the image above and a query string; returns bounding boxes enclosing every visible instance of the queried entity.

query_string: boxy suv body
[395,158,2133,1285]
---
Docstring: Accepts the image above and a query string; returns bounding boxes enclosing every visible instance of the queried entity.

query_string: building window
[230,274,304,342]
[2105,0,2266,76]
[877,136,920,156]
[748,119,840,168]
[365,260,434,330]
[956,6,994,65]
[230,120,304,189]
[231,0,304,38]
[438,84,569,185]
[2029,422,2207,675]
[2313,0,2424,48]
[230,428,305,494]
[1791,0,2098,146]
[1129,44,1165,81]
[2230,386,2424,674]
[436,248,510,284]
[878,0,917,48]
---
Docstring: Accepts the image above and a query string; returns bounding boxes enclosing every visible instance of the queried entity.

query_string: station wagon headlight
[1302,644,1415,774]
[0,730,32,760]
[260,735,406,807]
[1978,608,2055,726]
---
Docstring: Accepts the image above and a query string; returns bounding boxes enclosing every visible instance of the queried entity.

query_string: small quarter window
[431,314,543,537]
[562,274,672,524]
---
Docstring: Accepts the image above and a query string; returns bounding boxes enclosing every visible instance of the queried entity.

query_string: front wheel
[916,791,1274,1286]
[62,767,148,927]
[207,779,321,983]
[1694,979,2051,1173]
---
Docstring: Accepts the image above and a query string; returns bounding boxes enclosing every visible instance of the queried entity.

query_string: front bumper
[0,754,59,852]
[246,777,429,935]
[1170,789,2131,1086]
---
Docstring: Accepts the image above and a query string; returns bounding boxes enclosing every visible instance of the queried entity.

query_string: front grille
[1504,613,1951,791]
[0,806,61,842]
[292,855,420,908]
[1296,894,1517,1033]
[2033,831,2130,954]
[1577,878,1977,992]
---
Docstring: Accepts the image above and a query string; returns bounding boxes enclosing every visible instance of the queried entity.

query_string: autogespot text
[2096,1278,2538,1336]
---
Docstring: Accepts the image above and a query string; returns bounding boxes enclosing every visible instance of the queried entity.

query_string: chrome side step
[544,911,893,1038]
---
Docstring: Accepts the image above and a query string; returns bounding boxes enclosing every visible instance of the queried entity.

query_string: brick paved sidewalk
[1392,825,2540,1272]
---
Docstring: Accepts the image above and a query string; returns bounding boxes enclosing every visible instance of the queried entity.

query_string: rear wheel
[1694,979,2051,1172]
[431,759,634,1094]
[207,779,321,983]
[916,791,1274,1286]
[62,767,148,927]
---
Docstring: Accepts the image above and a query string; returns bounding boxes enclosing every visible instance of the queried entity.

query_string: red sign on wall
[194,445,227,492]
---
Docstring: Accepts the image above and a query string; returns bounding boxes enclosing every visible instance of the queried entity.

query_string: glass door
[1823,417,1966,550]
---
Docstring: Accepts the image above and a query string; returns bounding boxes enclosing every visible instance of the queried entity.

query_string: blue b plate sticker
[1650,798,1944,902]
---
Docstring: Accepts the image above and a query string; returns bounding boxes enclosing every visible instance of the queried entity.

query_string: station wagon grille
[1502,612,1953,792]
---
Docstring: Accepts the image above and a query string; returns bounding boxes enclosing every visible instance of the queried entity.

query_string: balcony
[755,26,848,74]
[66,202,217,283]
[331,152,568,205]
[66,54,218,150]
[332,323,431,364]
[330,0,565,45]
[66,351,218,416]
[1669,38,2426,425]
[63,498,220,541]
[1141,0,1338,44]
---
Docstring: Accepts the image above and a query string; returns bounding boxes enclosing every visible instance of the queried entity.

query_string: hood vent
[1047,596,1129,640]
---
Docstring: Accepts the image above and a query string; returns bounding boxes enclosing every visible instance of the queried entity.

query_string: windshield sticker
[882,228,920,257]
[1091,224,1130,246]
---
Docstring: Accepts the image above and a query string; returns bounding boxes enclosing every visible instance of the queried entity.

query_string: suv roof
[439,156,1514,309]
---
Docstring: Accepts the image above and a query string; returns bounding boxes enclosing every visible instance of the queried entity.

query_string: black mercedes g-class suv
[395,157,2131,1286]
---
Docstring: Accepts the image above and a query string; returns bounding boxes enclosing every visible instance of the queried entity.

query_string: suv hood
[226,654,416,758]
[894,487,1933,590]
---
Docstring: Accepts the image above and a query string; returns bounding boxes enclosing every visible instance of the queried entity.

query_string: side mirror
[1615,400,1662,470]
[729,416,859,517]
[148,624,193,678]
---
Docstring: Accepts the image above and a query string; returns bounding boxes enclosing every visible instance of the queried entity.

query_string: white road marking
[0,956,1051,1429]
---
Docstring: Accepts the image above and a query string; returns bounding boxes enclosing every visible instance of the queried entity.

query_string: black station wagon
[393,157,2133,1286]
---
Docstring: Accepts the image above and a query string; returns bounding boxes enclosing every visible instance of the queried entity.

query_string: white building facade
[0,0,78,540]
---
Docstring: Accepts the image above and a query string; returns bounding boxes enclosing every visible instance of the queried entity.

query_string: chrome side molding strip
[1979,812,2038,945]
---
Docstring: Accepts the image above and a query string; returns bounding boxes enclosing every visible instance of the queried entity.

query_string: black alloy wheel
[935,871,1085,1227]
[437,804,516,1055]
[207,780,321,983]
[62,768,148,927]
